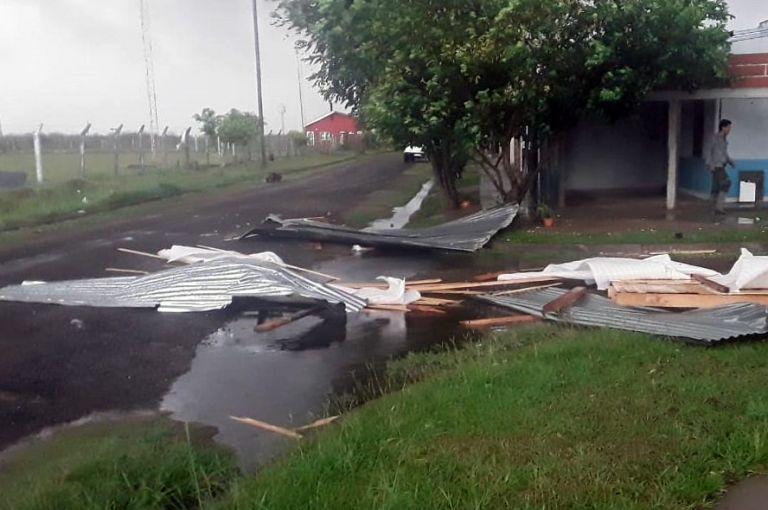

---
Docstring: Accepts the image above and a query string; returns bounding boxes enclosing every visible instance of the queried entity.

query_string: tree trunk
[429,139,461,208]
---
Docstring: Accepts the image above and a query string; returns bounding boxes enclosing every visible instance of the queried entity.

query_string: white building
[553,22,768,208]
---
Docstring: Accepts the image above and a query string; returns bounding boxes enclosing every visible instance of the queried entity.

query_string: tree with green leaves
[193,107,218,165]
[275,0,730,206]
[216,109,263,163]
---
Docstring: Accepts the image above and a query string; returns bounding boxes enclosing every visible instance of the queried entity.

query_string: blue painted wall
[679,158,767,199]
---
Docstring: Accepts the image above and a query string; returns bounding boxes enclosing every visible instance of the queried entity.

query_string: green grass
[407,164,482,228]
[342,163,434,227]
[0,152,358,232]
[213,326,768,509]
[502,227,768,246]
[0,149,226,184]
[0,417,238,510]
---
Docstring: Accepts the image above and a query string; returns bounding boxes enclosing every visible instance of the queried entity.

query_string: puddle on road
[368,180,434,230]
[161,307,469,471]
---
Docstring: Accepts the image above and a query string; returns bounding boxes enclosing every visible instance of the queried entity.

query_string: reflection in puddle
[161,308,436,471]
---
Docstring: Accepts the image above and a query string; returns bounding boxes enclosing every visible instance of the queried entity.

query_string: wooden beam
[230,416,302,439]
[461,315,541,329]
[543,287,587,314]
[411,277,560,292]
[611,292,768,309]
[691,274,731,294]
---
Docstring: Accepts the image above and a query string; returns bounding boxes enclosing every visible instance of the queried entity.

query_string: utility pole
[295,46,306,130]
[251,0,267,168]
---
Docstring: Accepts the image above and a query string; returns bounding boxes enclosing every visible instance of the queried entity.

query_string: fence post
[161,126,169,167]
[183,127,192,168]
[112,124,124,175]
[79,123,91,177]
[33,124,44,184]
[138,124,146,173]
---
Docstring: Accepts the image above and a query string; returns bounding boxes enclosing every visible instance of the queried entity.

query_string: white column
[666,100,682,211]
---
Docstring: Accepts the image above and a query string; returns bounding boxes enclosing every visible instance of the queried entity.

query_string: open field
[0,151,359,232]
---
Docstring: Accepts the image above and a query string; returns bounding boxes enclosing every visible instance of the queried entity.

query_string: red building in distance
[304,112,362,150]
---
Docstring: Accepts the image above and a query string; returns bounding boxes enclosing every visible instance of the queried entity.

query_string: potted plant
[537,204,555,228]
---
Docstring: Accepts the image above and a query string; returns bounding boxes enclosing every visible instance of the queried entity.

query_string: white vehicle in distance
[403,145,427,163]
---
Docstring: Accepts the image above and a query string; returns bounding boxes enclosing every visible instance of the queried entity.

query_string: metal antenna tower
[140,0,160,156]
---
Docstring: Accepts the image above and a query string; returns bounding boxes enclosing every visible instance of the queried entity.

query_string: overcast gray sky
[0,0,767,135]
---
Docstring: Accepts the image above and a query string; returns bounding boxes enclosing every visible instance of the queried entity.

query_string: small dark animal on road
[0,171,28,189]
[266,172,283,183]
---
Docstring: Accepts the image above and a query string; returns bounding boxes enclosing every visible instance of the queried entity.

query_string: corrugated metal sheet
[479,288,768,344]
[238,204,520,252]
[0,258,367,313]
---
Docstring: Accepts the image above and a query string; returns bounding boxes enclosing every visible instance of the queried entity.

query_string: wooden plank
[105,268,150,275]
[543,287,587,314]
[461,315,541,329]
[691,274,731,294]
[492,283,563,296]
[254,307,321,333]
[411,277,560,292]
[335,279,442,289]
[295,416,340,432]
[230,416,303,439]
[648,249,717,256]
[611,292,768,309]
[609,280,712,295]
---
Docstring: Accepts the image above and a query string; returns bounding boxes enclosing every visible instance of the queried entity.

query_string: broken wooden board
[542,287,587,314]
[608,279,717,296]
[461,315,541,329]
[410,277,560,293]
[611,292,768,309]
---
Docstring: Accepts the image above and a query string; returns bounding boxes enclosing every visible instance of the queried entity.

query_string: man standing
[708,119,735,215]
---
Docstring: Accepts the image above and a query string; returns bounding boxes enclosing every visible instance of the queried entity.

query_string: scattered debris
[542,287,587,314]
[294,415,340,432]
[254,306,324,333]
[479,288,768,344]
[0,258,367,313]
[238,204,520,252]
[230,416,303,440]
[461,315,541,330]
[498,254,719,290]
[230,415,341,439]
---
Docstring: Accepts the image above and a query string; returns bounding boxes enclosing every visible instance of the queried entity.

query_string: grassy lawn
[213,326,768,509]
[2,317,768,508]
[0,151,358,232]
[502,227,768,246]
[0,417,237,510]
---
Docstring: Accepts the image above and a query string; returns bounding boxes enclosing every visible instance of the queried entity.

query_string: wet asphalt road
[0,153,462,454]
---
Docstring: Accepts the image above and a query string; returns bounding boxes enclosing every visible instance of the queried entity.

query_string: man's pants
[712,167,731,213]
